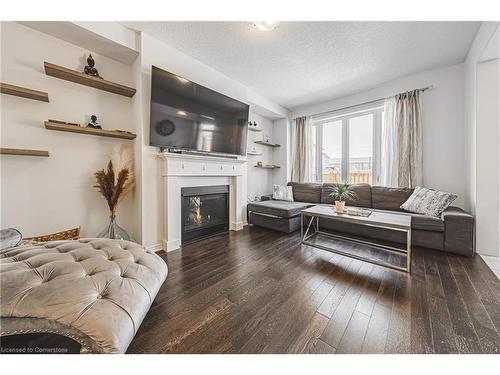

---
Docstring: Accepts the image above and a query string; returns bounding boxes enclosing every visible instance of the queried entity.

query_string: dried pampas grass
[94,144,135,216]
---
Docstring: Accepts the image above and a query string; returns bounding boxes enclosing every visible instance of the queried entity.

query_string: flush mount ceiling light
[177,110,187,116]
[253,21,279,32]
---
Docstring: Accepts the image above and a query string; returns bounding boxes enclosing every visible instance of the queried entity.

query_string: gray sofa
[247,182,475,257]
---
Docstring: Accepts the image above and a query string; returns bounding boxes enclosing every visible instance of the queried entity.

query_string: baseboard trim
[164,239,181,252]
[145,243,164,253]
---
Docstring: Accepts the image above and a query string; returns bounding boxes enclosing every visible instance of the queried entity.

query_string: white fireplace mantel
[159,152,248,251]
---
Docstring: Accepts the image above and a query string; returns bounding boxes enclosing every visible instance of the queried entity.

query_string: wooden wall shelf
[45,121,136,140]
[0,82,49,102]
[44,62,136,98]
[255,164,281,169]
[255,140,280,148]
[0,148,49,157]
[247,152,263,156]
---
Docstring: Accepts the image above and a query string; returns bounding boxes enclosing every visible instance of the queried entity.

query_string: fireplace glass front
[181,185,229,245]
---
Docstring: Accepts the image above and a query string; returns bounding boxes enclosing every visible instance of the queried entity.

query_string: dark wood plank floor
[127,227,500,354]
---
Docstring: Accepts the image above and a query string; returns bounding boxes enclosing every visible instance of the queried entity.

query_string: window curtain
[380,90,423,188]
[291,116,313,182]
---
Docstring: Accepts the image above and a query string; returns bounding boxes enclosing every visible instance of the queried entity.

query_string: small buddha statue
[84,54,101,78]
[87,115,102,129]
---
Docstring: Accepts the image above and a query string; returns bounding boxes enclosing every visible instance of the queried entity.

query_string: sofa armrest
[441,206,475,257]
[261,194,273,201]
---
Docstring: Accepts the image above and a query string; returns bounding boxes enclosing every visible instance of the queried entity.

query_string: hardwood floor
[127,227,500,354]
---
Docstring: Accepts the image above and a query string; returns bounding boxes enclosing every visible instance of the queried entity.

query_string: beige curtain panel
[381,89,423,188]
[291,116,313,183]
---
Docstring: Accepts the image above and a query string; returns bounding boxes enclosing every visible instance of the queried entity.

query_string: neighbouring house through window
[312,101,384,185]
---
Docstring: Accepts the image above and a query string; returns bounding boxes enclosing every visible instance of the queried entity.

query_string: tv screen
[150,66,249,156]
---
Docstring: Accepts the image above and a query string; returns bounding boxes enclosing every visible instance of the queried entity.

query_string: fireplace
[181,185,229,245]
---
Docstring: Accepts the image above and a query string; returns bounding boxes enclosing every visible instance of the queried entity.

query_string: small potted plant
[328,183,358,214]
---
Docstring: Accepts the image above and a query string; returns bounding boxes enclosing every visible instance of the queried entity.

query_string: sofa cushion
[370,208,444,232]
[287,182,322,203]
[371,186,414,211]
[321,183,372,207]
[247,200,313,218]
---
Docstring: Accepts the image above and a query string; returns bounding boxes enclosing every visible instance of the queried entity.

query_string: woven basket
[23,227,81,243]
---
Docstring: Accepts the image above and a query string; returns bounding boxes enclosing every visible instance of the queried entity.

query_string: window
[312,103,383,185]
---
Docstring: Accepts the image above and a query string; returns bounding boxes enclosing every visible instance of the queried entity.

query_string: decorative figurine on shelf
[253,121,258,128]
[264,134,270,143]
[84,54,102,78]
[256,161,263,167]
[87,115,102,129]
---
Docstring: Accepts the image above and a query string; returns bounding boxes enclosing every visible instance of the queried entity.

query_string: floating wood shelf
[0,82,49,102]
[255,140,280,148]
[44,62,136,97]
[45,121,136,140]
[255,164,281,169]
[248,127,263,132]
[247,152,263,156]
[0,148,49,157]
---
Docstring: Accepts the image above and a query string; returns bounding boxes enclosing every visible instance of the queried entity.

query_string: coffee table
[301,205,412,272]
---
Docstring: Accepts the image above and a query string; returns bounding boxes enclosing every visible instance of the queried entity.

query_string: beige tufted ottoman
[0,239,168,353]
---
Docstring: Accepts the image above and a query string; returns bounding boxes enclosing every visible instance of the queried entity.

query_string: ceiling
[123,21,481,110]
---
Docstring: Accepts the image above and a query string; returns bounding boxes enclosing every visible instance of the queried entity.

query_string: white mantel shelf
[159,152,247,177]
[160,151,248,252]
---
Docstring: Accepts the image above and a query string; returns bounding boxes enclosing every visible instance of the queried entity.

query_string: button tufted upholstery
[0,238,168,353]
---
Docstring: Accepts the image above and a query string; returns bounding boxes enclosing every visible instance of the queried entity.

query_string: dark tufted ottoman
[0,239,168,353]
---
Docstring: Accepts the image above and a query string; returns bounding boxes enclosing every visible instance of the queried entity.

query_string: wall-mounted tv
[149,66,249,156]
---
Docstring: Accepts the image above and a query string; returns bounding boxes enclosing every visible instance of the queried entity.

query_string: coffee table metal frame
[301,208,412,273]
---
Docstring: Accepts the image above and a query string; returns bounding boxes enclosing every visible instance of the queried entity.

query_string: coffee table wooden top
[301,205,411,230]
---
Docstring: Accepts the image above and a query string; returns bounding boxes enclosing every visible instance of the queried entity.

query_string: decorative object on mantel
[45,120,136,140]
[94,145,135,240]
[327,183,358,214]
[83,54,102,79]
[87,114,102,129]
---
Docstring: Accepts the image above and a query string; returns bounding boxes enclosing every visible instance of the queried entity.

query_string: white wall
[476,59,499,256]
[292,64,468,208]
[464,22,499,215]
[246,111,274,201]
[136,32,288,248]
[272,118,291,187]
[0,22,137,239]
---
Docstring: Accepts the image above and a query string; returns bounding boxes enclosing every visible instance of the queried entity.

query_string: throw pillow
[272,184,294,202]
[400,186,457,217]
[0,228,22,251]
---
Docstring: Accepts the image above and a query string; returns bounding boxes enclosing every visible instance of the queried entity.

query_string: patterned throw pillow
[273,184,294,202]
[400,186,457,217]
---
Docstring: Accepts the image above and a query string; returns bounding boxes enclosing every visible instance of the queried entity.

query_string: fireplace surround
[181,185,229,244]
[160,152,248,251]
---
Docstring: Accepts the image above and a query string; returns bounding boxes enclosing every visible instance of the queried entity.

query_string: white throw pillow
[400,186,457,217]
[273,184,294,202]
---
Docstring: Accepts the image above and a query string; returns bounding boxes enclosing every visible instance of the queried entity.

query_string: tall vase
[97,214,130,241]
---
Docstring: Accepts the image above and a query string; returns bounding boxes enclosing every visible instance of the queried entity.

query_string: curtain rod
[305,85,434,120]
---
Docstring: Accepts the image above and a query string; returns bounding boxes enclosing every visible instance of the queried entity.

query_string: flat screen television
[149,66,249,156]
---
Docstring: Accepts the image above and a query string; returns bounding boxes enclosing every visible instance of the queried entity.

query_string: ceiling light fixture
[177,110,187,116]
[253,21,279,32]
